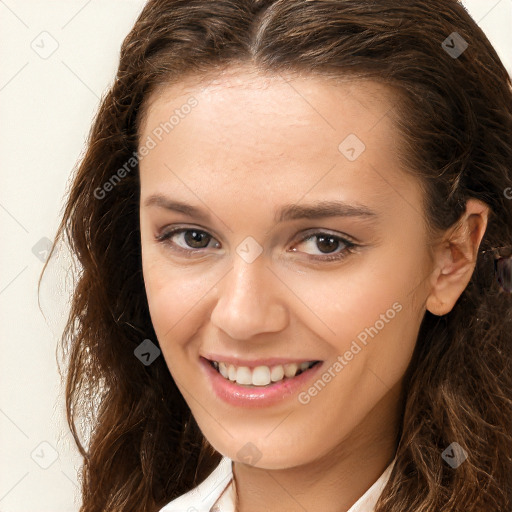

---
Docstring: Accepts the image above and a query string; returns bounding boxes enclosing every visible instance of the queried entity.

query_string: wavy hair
[40,1,512,510]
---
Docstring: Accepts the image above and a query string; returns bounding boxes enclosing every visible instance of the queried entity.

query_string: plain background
[0,1,511,510]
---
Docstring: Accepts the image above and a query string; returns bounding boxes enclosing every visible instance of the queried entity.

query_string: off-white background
[0,1,511,511]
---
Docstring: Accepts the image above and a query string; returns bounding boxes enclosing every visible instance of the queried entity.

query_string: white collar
[160,457,233,512]
[160,456,396,512]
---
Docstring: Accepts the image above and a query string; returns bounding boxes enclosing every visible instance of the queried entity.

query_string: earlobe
[426,199,490,316]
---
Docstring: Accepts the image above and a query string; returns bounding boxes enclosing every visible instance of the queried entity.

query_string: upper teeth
[212,361,316,386]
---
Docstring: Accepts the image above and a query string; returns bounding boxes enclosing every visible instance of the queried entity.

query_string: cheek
[284,245,425,394]
[336,250,427,388]
[141,248,221,360]
[143,266,198,335]
[284,248,421,348]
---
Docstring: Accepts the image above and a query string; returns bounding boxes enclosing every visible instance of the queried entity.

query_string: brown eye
[291,231,358,262]
[315,234,341,254]
[182,229,212,249]
[156,228,219,254]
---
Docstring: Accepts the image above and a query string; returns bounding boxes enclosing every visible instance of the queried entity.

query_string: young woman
[41,0,512,511]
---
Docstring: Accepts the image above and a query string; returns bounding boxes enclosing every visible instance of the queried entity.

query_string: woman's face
[139,66,435,469]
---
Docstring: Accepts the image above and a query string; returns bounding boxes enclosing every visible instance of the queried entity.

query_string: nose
[209,254,289,340]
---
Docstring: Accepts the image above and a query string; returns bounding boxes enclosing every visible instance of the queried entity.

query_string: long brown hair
[40,1,512,510]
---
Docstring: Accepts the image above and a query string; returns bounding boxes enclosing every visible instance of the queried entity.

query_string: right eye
[156,227,221,256]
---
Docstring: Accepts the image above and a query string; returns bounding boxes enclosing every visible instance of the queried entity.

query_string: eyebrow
[143,194,378,223]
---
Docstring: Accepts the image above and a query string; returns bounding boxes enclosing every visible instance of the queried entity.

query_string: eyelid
[156,224,220,241]
[156,225,358,244]
[295,228,358,245]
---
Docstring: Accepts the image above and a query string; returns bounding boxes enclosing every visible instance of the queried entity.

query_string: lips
[203,356,322,387]
[200,356,325,408]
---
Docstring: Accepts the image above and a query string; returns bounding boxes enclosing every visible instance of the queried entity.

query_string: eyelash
[155,227,359,263]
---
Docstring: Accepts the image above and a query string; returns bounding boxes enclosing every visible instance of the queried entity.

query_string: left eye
[292,232,356,261]
[156,228,358,262]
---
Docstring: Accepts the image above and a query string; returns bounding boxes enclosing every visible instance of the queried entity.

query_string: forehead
[138,66,423,220]
[141,66,396,136]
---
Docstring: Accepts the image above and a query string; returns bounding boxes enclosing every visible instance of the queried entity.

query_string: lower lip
[199,357,324,408]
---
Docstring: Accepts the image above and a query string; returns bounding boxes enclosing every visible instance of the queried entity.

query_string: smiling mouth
[206,358,322,387]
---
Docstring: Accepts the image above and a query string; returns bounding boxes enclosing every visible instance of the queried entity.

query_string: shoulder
[158,456,233,512]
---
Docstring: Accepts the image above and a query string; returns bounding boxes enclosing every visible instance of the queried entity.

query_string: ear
[426,198,490,316]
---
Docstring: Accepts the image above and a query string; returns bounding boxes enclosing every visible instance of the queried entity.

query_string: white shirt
[159,456,396,512]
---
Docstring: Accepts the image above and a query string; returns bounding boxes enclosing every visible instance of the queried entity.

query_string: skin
[138,65,489,512]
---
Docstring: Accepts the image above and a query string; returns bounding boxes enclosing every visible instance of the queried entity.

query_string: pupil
[185,230,210,249]
[317,235,338,254]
